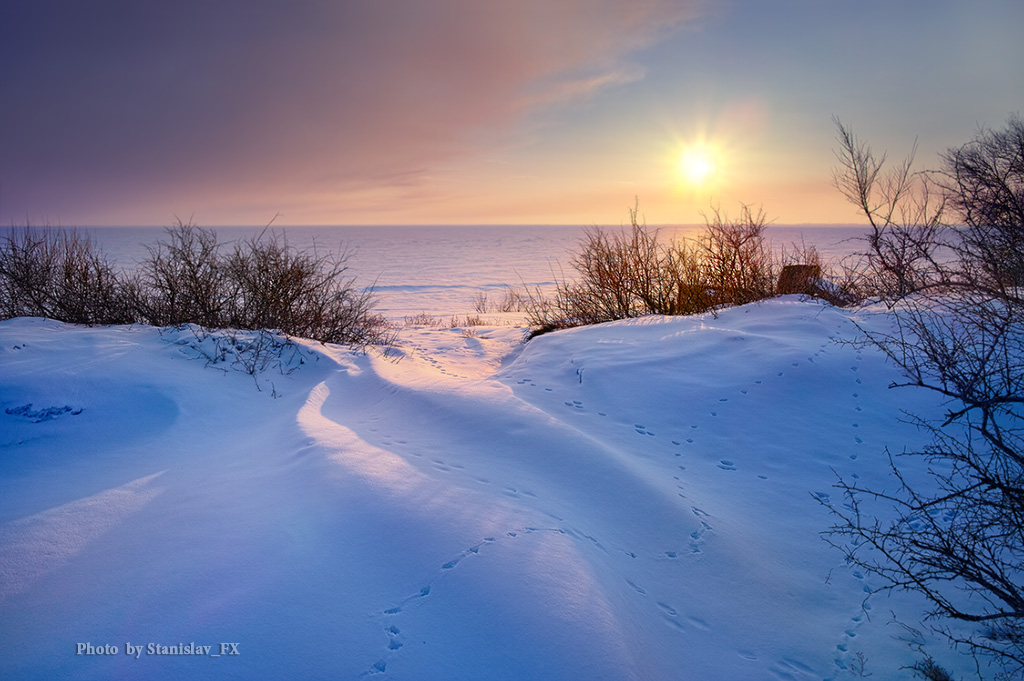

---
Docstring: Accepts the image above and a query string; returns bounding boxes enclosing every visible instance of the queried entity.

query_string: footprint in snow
[686,615,710,631]
[718,460,737,471]
[626,580,647,595]
[385,625,403,650]
[382,585,432,616]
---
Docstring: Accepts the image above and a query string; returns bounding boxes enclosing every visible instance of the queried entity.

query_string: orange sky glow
[2,1,1022,228]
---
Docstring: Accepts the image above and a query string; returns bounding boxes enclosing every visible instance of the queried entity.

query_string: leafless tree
[942,115,1024,299]
[825,116,1024,677]
[832,117,948,303]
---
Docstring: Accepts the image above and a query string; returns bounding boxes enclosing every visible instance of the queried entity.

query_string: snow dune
[0,298,966,679]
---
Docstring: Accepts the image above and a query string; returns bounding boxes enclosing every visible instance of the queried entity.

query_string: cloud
[0,0,701,223]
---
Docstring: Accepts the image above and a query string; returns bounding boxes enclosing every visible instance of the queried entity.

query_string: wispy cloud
[0,0,702,224]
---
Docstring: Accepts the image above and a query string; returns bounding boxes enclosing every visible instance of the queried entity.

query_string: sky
[1,0,1022,227]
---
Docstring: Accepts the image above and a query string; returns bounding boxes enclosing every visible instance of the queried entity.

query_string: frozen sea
[7,224,870,320]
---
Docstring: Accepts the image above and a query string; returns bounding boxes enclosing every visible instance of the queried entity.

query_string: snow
[0,298,973,679]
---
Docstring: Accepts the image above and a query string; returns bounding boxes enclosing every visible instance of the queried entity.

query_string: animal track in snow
[626,580,647,595]
[686,615,710,631]
[382,585,432,615]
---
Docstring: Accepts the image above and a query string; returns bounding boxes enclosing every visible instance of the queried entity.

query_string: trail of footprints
[617,504,716,639]
[828,565,875,678]
[513,318,870,477]
[365,526,572,675]
[365,317,869,676]
[366,509,719,676]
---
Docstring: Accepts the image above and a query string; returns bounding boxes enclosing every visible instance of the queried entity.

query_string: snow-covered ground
[0,298,972,679]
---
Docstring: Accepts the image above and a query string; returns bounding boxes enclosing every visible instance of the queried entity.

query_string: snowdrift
[0,298,967,680]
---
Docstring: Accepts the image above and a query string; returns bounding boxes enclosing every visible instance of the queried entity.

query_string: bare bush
[910,657,956,681]
[163,324,315,393]
[1,220,393,353]
[222,230,391,348]
[138,220,228,328]
[474,287,530,314]
[0,227,135,324]
[449,314,486,328]
[698,204,777,306]
[404,312,441,327]
[526,201,806,334]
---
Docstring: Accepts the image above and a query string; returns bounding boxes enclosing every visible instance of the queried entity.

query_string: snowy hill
[0,298,970,680]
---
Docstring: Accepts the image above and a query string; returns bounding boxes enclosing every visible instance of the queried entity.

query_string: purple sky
[2,0,1022,226]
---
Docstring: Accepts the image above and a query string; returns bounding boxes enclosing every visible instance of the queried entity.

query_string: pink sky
[2,0,1022,227]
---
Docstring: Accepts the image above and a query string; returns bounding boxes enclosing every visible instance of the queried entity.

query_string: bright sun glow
[678,146,717,186]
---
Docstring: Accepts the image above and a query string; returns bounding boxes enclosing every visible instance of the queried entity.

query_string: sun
[677,146,717,187]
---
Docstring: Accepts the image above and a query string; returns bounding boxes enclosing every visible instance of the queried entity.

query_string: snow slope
[0,298,970,680]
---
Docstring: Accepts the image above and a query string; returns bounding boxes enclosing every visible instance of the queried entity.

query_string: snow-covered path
[0,299,967,679]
